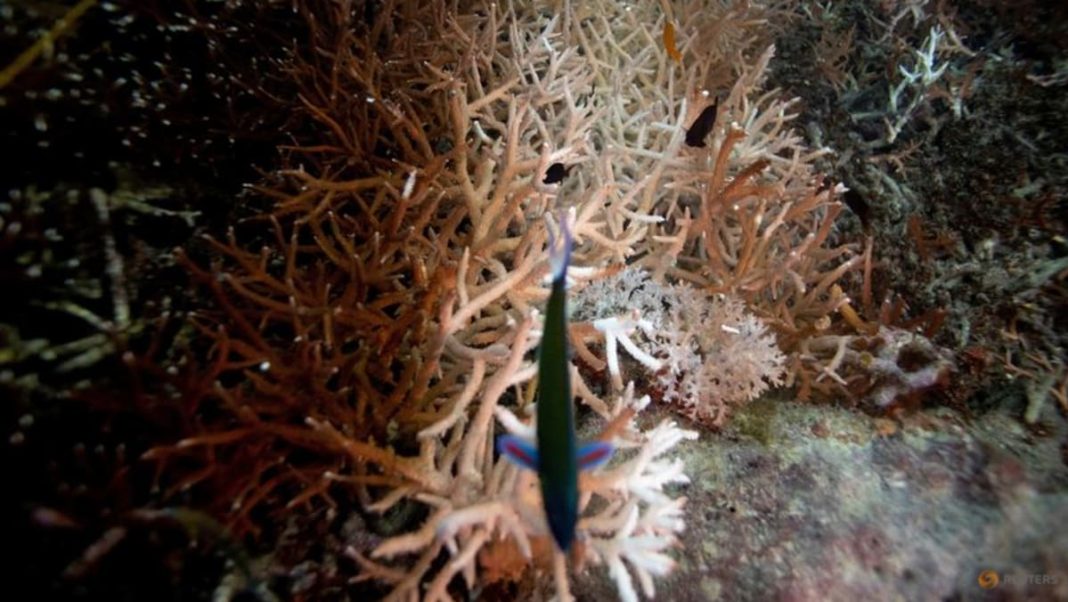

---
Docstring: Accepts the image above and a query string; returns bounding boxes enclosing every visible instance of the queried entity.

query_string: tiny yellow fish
[664,21,682,65]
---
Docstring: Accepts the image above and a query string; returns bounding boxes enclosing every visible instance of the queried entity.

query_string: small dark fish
[685,99,718,148]
[842,188,873,234]
[543,162,569,184]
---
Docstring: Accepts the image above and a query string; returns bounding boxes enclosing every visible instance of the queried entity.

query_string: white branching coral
[587,499,689,602]
[348,379,696,602]
[495,385,698,601]
[573,267,787,425]
[592,310,663,390]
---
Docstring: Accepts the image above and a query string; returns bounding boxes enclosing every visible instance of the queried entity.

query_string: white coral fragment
[597,418,698,504]
[590,501,688,602]
[593,309,663,389]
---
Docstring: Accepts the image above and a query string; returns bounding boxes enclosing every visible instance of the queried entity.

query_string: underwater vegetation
[2,0,1066,600]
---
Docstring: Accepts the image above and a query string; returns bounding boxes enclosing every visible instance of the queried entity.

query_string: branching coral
[352,383,695,602]
[140,0,864,598]
[645,45,857,335]
[573,267,786,426]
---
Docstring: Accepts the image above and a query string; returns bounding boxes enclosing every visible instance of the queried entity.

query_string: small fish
[841,187,873,234]
[663,21,682,64]
[498,214,614,552]
[685,99,719,148]
[543,162,569,184]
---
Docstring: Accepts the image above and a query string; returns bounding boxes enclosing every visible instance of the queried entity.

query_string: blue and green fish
[497,214,615,552]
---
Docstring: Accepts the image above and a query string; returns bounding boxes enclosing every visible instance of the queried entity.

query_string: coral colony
[140,1,957,599]
[17,0,1030,600]
[159,1,871,597]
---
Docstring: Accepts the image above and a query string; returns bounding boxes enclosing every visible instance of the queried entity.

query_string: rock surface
[576,395,1068,600]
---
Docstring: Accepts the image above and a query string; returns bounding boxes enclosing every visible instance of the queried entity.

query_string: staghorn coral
[140,0,860,598]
